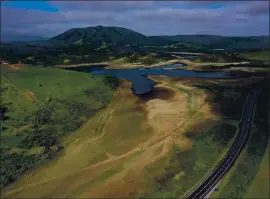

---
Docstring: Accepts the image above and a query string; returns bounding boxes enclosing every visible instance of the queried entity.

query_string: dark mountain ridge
[2,26,269,57]
[49,25,171,47]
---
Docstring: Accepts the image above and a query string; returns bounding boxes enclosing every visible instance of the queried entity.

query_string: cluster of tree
[0,47,20,64]
[18,100,87,150]
[0,147,60,188]
[61,121,83,133]
[19,127,59,149]
[1,95,112,187]
[0,151,42,187]
[3,43,178,67]
[4,42,179,66]
[103,76,120,90]
[154,151,182,191]
[18,103,58,150]
[0,87,9,121]
[21,51,114,66]
[0,102,9,121]
[199,62,268,71]
[32,105,53,125]
[195,52,248,63]
[196,85,247,120]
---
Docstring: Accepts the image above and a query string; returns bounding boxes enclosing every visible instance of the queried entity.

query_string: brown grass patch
[173,135,193,151]
[24,91,37,102]
[8,64,24,70]
[86,138,173,198]
[88,170,146,198]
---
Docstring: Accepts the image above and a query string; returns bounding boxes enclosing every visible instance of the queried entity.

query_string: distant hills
[1,31,48,43]
[151,35,269,50]
[48,26,269,50]
[2,26,269,55]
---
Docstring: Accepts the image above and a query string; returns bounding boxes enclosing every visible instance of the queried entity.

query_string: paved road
[185,89,260,199]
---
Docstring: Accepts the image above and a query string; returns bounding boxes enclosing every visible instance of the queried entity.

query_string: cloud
[1,1,269,37]
[127,3,269,36]
[235,1,269,16]
[1,7,65,27]
[1,6,119,28]
[49,1,157,12]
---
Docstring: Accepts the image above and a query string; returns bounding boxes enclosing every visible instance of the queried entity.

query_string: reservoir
[89,63,233,95]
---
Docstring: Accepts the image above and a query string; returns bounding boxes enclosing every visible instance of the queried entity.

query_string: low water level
[90,63,233,94]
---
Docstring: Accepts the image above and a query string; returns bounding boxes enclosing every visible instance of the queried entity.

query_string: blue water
[90,63,232,95]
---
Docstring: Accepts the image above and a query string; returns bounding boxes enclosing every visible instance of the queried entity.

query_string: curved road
[185,89,260,199]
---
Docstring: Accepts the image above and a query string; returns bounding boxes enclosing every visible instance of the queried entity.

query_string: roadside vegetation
[138,123,237,198]
[245,144,269,199]
[218,81,269,198]
[138,77,266,198]
[192,81,249,120]
[0,64,119,188]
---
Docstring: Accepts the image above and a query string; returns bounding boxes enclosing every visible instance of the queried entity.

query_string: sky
[1,1,269,37]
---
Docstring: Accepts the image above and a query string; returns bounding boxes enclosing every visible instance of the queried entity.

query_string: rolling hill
[1,31,48,43]
[49,25,170,47]
[150,35,269,50]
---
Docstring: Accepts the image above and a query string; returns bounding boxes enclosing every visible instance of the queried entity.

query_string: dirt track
[3,80,220,198]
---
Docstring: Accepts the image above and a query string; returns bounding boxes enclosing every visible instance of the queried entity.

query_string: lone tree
[0,100,8,121]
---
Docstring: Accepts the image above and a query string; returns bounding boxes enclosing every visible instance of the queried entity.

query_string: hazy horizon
[1,1,269,37]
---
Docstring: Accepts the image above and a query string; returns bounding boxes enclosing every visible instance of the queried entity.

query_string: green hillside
[49,25,169,47]
[239,50,270,64]
[0,65,119,188]
[150,35,269,50]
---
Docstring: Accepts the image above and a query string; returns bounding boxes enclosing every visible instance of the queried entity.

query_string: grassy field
[245,143,269,199]
[0,64,118,188]
[240,50,270,65]
[217,126,268,198]
[138,123,237,199]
